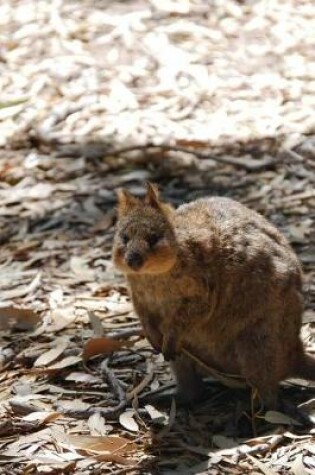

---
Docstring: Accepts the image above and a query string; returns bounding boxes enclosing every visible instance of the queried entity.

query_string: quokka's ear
[144,182,160,208]
[116,188,140,215]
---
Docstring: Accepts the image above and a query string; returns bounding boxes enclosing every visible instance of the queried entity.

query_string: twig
[56,357,128,419]
[98,357,127,414]
[107,326,142,340]
[126,360,154,401]
[107,143,275,171]
[56,142,275,171]
[138,381,176,401]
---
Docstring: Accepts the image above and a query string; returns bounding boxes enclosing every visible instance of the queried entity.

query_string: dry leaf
[0,306,39,330]
[66,372,101,384]
[145,404,166,424]
[264,411,302,426]
[0,272,42,301]
[247,455,279,475]
[34,341,69,367]
[70,256,95,282]
[290,454,309,475]
[50,308,77,332]
[22,411,61,424]
[212,435,237,449]
[88,413,108,436]
[48,356,82,370]
[68,435,136,455]
[88,311,104,337]
[119,411,139,432]
[82,337,127,362]
[92,211,114,232]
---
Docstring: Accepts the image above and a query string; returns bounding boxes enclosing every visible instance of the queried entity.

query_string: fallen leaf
[145,404,166,424]
[82,337,127,362]
[119,410,139,432]
[88,413,108,436]
[290,454,309,475]
[0,272,42,301]
[48,356,82,370]
[68,435,136,455]
[88,311,104,337]
[58,399,90,411]
[22,411,61,424]
[0,306,39,330]
[70,256,95,282]
[264,411,302,426]
[0,98,28,109]
[66,372,101,384]
[50,308,77,332]
[28,183,55,199]
[92,211,114,232]
[34,341,69,367]
[247,455,279,475]
[212,435,237,449]
[304,443,315,456]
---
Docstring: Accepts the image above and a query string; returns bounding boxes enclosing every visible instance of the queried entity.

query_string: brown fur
[112,184,315,408]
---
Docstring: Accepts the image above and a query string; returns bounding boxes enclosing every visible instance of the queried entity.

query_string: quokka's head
[112,183,177,275]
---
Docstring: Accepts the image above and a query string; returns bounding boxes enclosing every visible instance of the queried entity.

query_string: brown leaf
[175,139,209,149]
[92,211,114,232]
[82,337,127,362]
[22,411,61,424]
[94,453,136,465]
[68,435,136,455]
[0,305,39,330]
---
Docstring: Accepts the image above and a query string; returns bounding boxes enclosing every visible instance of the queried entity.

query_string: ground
[0,0,314,474]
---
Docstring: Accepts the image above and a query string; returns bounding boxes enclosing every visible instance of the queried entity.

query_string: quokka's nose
[126,251,144,270]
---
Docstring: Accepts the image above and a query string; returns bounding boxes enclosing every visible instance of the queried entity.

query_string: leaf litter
[0,0,314,474]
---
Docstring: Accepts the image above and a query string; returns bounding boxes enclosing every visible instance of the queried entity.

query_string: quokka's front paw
[162,331,181,361]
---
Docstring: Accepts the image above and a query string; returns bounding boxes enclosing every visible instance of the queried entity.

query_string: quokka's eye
[121,233,130,245]
[147,233,160,247]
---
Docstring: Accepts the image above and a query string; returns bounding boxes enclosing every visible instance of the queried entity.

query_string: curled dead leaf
[68,435,136,456]
[22,411,61,424]
[119,410,139,432]
[82,337,130,362]
[0,306,39,330]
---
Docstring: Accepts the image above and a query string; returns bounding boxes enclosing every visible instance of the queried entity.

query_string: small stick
[127,360,154,401]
